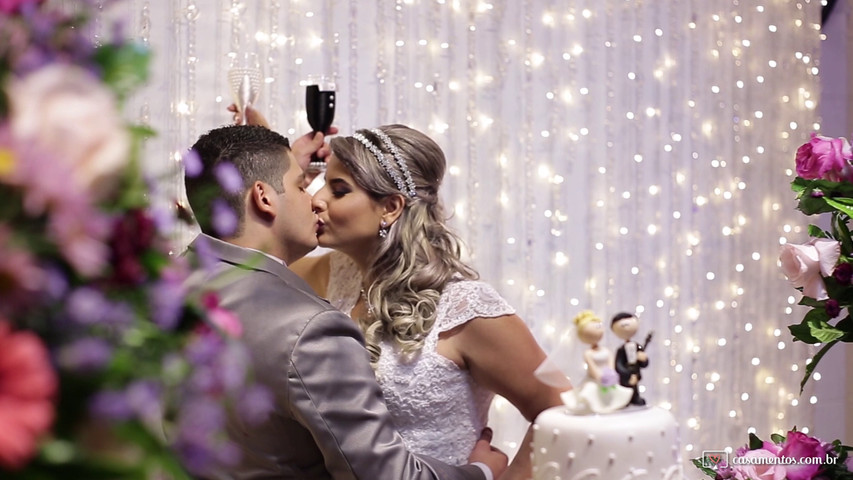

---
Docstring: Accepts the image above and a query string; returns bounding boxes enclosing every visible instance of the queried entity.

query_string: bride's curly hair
[329,125,478,364]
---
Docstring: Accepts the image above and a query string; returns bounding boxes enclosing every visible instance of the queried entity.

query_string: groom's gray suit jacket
[183,234,485,480]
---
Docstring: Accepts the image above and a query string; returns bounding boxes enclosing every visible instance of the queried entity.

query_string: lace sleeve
[434,280,516,333]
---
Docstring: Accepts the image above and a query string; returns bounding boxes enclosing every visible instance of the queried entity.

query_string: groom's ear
[249,180,277,220]
[381,193,406,225]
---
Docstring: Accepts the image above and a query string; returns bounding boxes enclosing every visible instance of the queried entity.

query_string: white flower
[8,64,130,200]
[779,238,841,300]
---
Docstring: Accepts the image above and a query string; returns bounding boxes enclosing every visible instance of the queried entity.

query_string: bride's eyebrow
[328,178,351,188]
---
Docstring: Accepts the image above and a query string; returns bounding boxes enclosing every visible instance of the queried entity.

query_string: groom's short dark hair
[185,125,291,238]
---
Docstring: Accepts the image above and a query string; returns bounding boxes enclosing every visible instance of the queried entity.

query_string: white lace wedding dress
[326,252,515,465]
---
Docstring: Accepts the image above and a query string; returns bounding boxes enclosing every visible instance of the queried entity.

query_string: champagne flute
[228,52,263,125]
[305,75,336,173]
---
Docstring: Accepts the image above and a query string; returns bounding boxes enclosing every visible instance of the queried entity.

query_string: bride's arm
[441,314,568,480]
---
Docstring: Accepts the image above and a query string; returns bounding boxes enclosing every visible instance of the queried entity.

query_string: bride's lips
[315,219,325,236]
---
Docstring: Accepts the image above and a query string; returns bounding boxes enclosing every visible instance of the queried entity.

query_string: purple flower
[89,390,133,421]
[173,398,236,475]
[599,367,618,387]
[183,149,203,177]
[126,380,162,423]
[149,275,186,330]
[825,299,841,318]
[186,330,225,365]
[66,287,109,325]
[218,343,250,392]
[212,199,238,237]
[213,162,243,194]
[57,337,112,371]
[238,385,274,425]
[193,235,218,272]
[833,262,853,285]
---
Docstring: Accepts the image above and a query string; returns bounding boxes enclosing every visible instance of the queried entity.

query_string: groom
[182,123,506,479]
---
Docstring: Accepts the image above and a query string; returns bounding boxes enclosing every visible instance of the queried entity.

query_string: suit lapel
[187,234,318,298]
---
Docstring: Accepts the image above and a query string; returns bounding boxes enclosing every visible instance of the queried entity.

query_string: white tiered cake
[531,406,683,480]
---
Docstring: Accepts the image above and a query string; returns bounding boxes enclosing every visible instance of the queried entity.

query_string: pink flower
[0,321,57,470]
[0,0,41,14]
[731,448,787,480]
[201,293,243,338]
[795,133,853,181]
[8,64,130,201]
[779,238,841,300]
[779,431,824,480]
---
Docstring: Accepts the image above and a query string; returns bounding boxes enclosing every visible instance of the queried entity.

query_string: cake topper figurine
[558,311,633,414]
[611,312,652,406]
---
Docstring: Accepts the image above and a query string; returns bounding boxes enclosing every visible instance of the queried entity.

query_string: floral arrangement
[693,430,852,480]
[778,132,853,393]
[0,1,268,478]
[692,134,853,479]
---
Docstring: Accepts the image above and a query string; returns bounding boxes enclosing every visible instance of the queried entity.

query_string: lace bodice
[326,251,515,465]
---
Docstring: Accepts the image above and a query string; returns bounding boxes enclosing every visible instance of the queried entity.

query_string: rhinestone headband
[351,131,418,198]
[370,128,417,198]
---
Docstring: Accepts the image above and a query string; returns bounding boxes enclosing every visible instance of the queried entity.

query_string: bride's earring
[378,219,389,238]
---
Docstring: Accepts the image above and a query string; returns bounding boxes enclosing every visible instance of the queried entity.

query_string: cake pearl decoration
[587,434,595,444]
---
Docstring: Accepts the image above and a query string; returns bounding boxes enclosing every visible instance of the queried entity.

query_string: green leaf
[833,212,853,255]
[825,198,853,219]
[93,43,152,103]
[807,224,829,238]
[799,339,839,394]
[689,458,718,478]
[770,433,786,444]
[748,432,764,450]
[797,195,834,215]
[808,317,846,343]
[797,296,825,308]
[789,309,828,344]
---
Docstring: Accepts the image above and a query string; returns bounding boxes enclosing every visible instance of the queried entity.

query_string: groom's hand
[291,128,339,172]
[468,427,508,480]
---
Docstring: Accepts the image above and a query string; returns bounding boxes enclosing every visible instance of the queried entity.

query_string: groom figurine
[182,123,505,480]
[611,312,649,406]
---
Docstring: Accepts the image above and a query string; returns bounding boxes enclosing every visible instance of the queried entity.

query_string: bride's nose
[312,195,327,212]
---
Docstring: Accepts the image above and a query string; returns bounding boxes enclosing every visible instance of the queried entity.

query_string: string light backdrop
[109,0,828,462]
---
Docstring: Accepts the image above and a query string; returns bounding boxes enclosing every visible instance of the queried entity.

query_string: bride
[290,124,567,479]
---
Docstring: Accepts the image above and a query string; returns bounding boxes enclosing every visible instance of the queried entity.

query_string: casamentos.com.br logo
[701,450,839,470]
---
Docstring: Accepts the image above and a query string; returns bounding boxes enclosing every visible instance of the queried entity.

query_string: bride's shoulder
[289,251,333,297]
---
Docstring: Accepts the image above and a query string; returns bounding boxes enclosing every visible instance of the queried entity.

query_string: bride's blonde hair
[329,125,477,364]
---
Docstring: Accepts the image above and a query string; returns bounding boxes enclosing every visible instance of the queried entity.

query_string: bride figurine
[561,310,633,414]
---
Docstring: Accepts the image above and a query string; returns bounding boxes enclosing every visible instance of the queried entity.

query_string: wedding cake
[531,405,683,479]
[530,311,684,479]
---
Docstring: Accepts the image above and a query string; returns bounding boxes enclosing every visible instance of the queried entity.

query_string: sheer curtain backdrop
[87,0,833,461]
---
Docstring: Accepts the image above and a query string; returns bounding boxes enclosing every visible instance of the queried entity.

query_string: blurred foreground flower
[0,1,270,478]
[0,321,57,470]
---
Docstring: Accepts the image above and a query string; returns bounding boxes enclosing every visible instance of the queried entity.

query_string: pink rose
[795,133,853,181]
[731,448,787,480]
[779,238,841,300]
[0,321,57,470]
[8,64,130,201]
[779,431,824,480]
